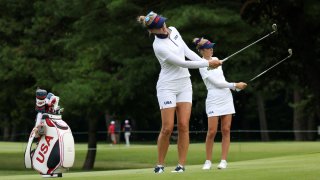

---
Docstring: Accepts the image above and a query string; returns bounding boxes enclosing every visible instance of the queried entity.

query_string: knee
[160,127,173,137]
[177,123,189,134]
[207,129,217,139]
[221,127,230,136]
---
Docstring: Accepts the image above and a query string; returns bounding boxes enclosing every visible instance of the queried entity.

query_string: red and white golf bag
[24,89,75,178]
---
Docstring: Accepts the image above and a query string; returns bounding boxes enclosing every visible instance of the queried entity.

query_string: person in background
[123,120,132,146]
[108,121,117,145]
[137,11,221,173]
[193,37,247,170]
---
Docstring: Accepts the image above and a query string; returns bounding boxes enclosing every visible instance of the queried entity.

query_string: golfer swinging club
[193,37,247,170]
[137,11,221,173]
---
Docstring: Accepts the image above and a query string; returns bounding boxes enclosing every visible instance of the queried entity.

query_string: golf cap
[145,11,167,29]
[111,121,115,124]
[125,120,129,124]
[199,40,215,49]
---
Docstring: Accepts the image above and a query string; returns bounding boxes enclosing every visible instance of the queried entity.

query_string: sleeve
[182,39,205,61]
[166,53,209,68]
[156,46,209,69]
[172,26,205,62]
[203,69,236,90]
[154,44,170,61]
[199,68,209,79]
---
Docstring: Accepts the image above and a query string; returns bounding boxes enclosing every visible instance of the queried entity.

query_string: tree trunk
[306,114,316,140]
[3,119,10,141]
[82,115,98,170]
[10,124,17,141]
[256,93,270,141]
[293,90,305,140]
[309,90,320,141]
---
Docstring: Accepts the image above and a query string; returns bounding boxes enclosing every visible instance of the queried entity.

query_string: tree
[0,0,38,140]
[241,0,320,140]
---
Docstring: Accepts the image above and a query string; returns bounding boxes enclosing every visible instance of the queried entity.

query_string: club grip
[221,58,228,63]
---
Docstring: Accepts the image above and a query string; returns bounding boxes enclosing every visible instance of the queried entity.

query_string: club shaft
[222,31,276,62]
[249,55,291,82]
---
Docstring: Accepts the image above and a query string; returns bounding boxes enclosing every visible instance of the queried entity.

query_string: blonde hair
[137,11,158,28]
[193,37,209,50]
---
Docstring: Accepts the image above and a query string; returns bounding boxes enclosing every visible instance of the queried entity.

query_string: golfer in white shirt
[193,37,247,170]
[137,11,221,173]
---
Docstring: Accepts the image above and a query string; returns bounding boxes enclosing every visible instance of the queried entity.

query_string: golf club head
[272,24,277,32]
[288,48,293,57]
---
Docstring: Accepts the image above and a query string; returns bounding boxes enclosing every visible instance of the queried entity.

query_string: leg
[125,133,130,146]
[205,116,219,161]
[157,107,175,165]
[175,102,192,166]
[220,114,232,160]
[111,134,116,144]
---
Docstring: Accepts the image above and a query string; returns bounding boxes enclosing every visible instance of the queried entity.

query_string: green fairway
[0,141,320,179]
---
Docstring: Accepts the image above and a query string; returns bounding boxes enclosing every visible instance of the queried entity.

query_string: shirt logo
[174,35,178,40]
[164,101,172,105]
[208,111,214,114]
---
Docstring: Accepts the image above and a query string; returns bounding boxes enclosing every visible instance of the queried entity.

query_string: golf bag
[24,89,75,177]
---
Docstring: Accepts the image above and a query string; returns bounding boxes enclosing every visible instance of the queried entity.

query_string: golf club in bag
[208,24,278,70]
[24,89,75,178]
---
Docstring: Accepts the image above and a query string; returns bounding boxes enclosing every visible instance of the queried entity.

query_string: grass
[0,141,320,179]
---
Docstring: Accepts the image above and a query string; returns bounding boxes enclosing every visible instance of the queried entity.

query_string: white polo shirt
[153,27,208,86]
[199,57,235,92]
[199,57,236,116]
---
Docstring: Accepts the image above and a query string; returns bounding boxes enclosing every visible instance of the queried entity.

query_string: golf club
[208,24,277,70]
[249,48,293,82]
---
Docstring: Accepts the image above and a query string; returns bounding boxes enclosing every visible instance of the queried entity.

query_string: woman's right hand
[235,82,247,90]
[208,59,222,69]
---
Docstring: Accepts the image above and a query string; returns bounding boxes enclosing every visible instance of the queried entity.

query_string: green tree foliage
[0,0,37,140]
[241,0,320,139]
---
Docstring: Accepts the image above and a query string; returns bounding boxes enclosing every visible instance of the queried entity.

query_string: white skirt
[206,89,235,117]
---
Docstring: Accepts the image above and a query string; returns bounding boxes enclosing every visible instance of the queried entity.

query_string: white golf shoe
[202,160,212,170]
[217,160,227,169]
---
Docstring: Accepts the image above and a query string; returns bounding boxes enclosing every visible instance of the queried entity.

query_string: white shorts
[156,77,192,109]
